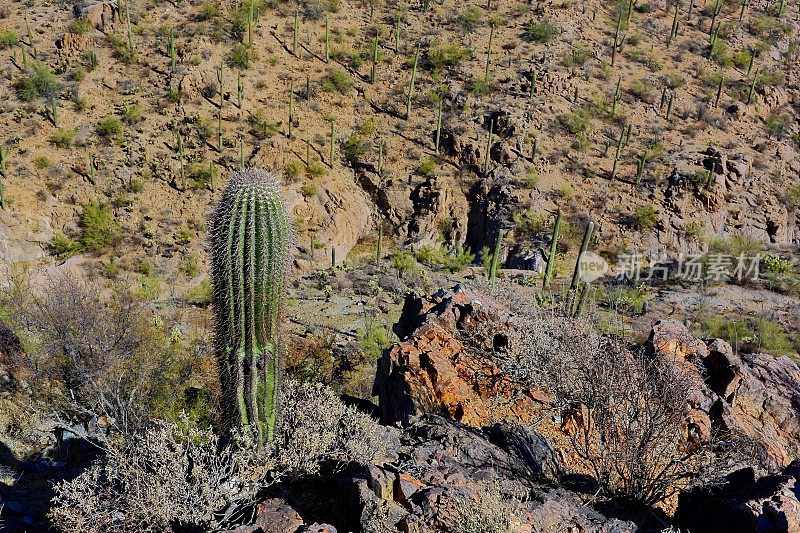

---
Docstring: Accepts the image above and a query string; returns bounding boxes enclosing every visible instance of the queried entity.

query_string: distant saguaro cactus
[210,168,292,444]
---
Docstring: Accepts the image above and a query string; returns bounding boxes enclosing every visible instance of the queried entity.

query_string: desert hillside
[0,0,799,531]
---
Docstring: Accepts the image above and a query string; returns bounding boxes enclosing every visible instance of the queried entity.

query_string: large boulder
[676,461,800,533]
[646,320,800,468]
[373,286,548,427]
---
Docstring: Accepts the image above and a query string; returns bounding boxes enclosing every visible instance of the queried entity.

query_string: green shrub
[456,5,484,29]
[50,128,76,148]
[663,72,685,89]
[414,245,474,273]
[391,250,417,276]
[527,21,557,43]
[122,103,144,124]
[97,116,121,136]
[321,67,353,94]
[14,64,59,101]
[300,183,317,197]
[628,78,655,102]
[80,199,120,251]
[51,233,81,257]
[732,49,753,70]
[710,40,732,68]
[306,162,327,178]
[785,184,800,210]
[428,42,471,69]
[186,279,212,305]
[416,157,436,176]
[197,1,221,20]
[513,209,544,238]
[285,161,304,182]
[707,235,763,257]
[631,205,659,230]
[248,109,278,139]
[135,273,162,300]
[227,43,252,69]
[341,132,369,165]
[358,318,390,361]
[69,18,93,34]
[559,110,590,134]
[0,30,19,49]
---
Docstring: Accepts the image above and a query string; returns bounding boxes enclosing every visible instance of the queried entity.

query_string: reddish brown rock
[253,497,304,533]
[374,287,545,427]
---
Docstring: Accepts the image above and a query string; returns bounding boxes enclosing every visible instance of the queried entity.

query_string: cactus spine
[210,168,292,443]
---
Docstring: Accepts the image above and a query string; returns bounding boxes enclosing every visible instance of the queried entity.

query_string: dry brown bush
[49,380,388,532]
[478,281,742,506]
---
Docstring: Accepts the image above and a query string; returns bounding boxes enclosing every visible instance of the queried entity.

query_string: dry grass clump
[49,380,388,532]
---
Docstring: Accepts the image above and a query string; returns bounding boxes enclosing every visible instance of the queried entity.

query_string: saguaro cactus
[210,168,293,443]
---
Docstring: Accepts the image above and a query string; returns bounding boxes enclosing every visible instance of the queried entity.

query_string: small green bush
[631,205,659,230]
[80,199,120,251]
[300,183,317,197]
[50,128,76,149]
[513,209,544,238]
[97,116,122,136]
[321,68,353,94]
[416,157,436,176]
[391,251,418,276]
[428,42,471,69]
[341,132,369,165]
[0,30,19,49]
[628,78,655,102]
[227,43,252,69]
[456,6,484,29]
[122,103,144,124]
[559,110,590,134]
[414,245,474,273]
[14,64,59,101]
[527,21,557,43]
[51,233,81,257]
[248,109,278,139]
[69,18,93,35]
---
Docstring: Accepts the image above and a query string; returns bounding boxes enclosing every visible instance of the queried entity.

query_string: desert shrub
[97,115,121,136]
[732,48,753,70]
[50,128,76,148]
[428,42,471,69]
[248,109,278,139]
[391,250,418,277]
[628,78,656,102]
[451,484,521,533]
[0,29,19,49]
[285,160,304,182]
[631,205,659,230]
[69,18,93,34]
[527,21,557,43]
[416,157,436,176]
[51,233,80,257]
[106,33,136,63]
[122,102,144,124]
[513,209,544,238]
[50,381,388,532]
[322,67,353,94]
[80,199,120,250]
[227,43,253,68]
[414,245,474,273]
[456,5,484,29]
[499,306,733,506]
[707,235,763,257]
[785,184,800,210]
[302,0,341,19]
[341,132,369,165]
[663,72,685,89]
[710,40,733,67]
[559,110,590,134]
[197,0,221,20]
[14,64,59,101]
[300,183,317,197]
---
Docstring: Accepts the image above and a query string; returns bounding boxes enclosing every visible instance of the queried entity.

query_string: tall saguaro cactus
[210,168,292,444]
